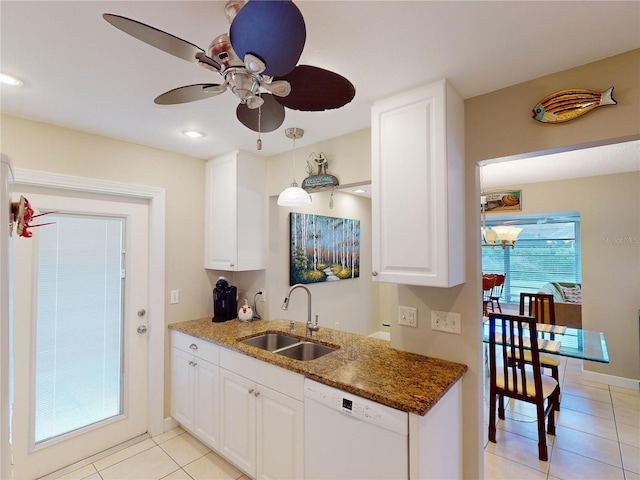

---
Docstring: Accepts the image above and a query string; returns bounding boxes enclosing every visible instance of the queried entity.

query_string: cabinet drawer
[220,348,304,401]
[172,330,220,365]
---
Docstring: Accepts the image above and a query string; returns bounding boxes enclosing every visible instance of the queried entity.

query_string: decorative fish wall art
[532,86,617,123]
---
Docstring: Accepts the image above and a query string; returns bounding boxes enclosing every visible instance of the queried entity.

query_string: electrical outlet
[258,288,266,302]
[398,306,417,327]
[431,310,461,334]
[170,290,179,304]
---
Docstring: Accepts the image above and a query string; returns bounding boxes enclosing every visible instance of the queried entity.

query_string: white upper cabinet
[205,150,266,271]
[371,79,465,287]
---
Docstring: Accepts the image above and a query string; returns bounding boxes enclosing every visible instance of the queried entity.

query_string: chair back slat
[491,274,506,297]
[520,293,556,326]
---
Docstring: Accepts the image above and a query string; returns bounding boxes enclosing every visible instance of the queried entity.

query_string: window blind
[482,218,581,303]
[34,214,124,444]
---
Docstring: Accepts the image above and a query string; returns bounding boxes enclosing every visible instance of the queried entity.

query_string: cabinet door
[220,369,256,477]
[170,347,195,432]
[204,151,266,271]
[256,386,304,480]
[371,79,464,287]
[194,358,219,450]
[205,153,238,270]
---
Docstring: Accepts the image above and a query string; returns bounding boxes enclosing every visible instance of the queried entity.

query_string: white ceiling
[1,1,639,160]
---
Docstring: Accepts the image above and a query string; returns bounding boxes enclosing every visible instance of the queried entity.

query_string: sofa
[537,282,582,329]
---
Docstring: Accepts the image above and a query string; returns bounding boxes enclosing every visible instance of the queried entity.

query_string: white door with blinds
[10,191,149,480]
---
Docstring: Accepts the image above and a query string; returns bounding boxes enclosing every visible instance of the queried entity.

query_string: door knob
[137,325,148,334]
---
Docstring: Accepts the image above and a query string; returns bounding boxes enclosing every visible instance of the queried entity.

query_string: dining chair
[482,274,497,316]
[487,313,559,461]
[519,292,561,409]
[489,274,506,313]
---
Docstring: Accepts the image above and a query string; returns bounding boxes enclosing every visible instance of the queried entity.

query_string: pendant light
[277,127,312,206]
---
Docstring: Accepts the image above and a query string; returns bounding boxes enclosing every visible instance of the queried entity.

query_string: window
[34,213,125,444]
[482,214,581,304]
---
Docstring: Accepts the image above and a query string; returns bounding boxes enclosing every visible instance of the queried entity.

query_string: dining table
[482,318,610,363]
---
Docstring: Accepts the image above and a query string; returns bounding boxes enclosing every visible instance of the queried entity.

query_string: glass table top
[483,320,609,363]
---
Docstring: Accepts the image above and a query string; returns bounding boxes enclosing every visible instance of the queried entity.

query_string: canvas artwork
[289,213,360,285]
[483,191,521,212]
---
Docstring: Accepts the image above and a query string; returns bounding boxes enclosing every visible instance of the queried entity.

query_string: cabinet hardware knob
[189,344,198,350]
[254,390,260,397]
[188,360,193,366]
[137,309,146,317]
[230,263,235,267]
[137,325,148,334]
[248,388,255,395]
[372,271,378,276]
[192,361,197,367]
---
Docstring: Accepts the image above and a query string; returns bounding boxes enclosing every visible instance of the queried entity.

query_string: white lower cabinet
[256,383,304,480]
[171,332,304,479]
[219,368,256,475]
[219,350,304,480]
[170,331,220,450]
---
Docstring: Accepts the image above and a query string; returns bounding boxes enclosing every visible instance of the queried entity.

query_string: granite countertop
[169,317,467,416]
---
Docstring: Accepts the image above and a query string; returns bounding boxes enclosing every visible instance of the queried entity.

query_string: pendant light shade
[278,127,311,207]
[277,184,311,206]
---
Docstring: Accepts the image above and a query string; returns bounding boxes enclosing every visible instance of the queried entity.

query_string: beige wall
[466,49,640,161]
[467,49,640,383]
[493,172,640,380]
[1,114,212,416]
[226,128,379,336]
[2,47,638,479]
[266,190,379,336]
[266,128,371,196]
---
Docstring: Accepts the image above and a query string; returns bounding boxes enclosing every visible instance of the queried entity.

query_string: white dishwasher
[304,379,409,480]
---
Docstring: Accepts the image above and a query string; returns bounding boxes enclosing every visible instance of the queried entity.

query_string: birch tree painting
[290,213,360,285]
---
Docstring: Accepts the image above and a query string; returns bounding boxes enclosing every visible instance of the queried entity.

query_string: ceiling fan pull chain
[256,101,262,150]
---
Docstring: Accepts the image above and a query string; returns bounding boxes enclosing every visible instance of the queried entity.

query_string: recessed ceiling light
[353,188,366,194]
[0,73,24,86]
[183,130,206,138]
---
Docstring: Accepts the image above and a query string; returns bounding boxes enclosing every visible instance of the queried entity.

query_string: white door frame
[9,168,166,442]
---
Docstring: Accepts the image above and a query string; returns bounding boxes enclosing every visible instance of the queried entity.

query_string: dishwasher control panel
[304,379,408,435]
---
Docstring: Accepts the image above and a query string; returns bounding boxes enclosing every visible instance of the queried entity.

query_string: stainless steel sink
[239,333,300,351]
[275,342,338,361]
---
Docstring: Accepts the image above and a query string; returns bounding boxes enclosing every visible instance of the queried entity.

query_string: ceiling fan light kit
[102,0,355,147]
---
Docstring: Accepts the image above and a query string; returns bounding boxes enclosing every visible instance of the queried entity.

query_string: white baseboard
[163,416,179,433]
[582,370,640,391]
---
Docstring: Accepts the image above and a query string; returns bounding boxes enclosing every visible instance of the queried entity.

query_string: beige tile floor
[485,356,640,480]
[48,356,639,480]
[47,427,248,480]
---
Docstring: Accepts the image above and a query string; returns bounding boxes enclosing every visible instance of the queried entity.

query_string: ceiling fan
[103,0,356,147]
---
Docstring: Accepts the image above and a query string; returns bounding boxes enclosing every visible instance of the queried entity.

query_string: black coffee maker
[212,276,238,323]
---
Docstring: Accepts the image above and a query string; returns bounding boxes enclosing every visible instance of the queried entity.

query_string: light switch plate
[170,290,179,304]
[431,310,461,334]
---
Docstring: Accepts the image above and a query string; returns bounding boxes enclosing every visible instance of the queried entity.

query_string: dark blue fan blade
[230,0,305,77]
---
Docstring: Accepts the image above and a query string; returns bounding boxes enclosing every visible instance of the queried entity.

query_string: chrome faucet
[281,283,319,336]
